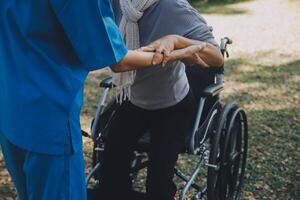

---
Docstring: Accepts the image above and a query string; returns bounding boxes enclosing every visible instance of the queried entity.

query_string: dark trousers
[98,92,196,200]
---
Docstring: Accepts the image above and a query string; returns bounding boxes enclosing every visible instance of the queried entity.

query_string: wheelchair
[85,37,249,200]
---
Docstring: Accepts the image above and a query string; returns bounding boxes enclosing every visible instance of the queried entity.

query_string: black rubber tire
[207,101,238,200]
[219,107,248,200]
[91,100,119,181]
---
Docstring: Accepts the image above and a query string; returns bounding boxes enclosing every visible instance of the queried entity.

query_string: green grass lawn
[223,56,300,199]
[189,0,251,15]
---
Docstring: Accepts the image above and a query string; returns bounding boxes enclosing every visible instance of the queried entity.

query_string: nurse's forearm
[110,50,162,72]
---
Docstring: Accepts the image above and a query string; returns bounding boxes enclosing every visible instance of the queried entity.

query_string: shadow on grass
[225,58,300,85]
[221,55,300,199]
[244,108,300,199]
[190,0,251,15]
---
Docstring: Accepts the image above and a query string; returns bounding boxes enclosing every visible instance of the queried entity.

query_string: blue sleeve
[50,0,128,71]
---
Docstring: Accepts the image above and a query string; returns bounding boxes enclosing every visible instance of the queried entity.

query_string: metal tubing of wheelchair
[216,74,224,85]
[130,160,149,173]
[91,87,110,141]
[86,162,101,186]
[174,168,201,191]
[194,187,208,200]
[190,98,206,154]
[199,109,219,146]
[100,88,110,106]
[179,154,206,200]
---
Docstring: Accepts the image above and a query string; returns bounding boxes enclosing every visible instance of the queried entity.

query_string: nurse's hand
[141,35,177,66]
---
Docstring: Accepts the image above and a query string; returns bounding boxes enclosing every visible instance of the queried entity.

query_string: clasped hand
[140,35,210,68]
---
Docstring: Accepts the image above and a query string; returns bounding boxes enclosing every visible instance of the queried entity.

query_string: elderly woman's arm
[110,50,163,72]
[169,35,224,67]
[142,35,224,68]
[165,45,215,68]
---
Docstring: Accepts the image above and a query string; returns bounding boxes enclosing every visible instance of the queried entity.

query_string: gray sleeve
[158,0,218,46]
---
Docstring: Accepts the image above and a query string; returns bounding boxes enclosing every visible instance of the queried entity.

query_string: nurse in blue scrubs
[0,0,168,199]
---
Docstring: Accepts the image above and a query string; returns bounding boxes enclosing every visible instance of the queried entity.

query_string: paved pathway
[204,0,300,60]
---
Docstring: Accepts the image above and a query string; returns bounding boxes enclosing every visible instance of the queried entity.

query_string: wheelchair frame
[86,38,249,200]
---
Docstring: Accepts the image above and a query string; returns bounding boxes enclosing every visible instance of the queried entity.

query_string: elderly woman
[98,0,224,200]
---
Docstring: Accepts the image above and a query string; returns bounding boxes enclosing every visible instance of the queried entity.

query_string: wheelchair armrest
[200,83,224,97]
[99,77,114,88]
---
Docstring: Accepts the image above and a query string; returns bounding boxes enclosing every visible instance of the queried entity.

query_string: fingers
[194,54,209,68]
[188,45,203,54]
[188,45,209,67]
[161,48,172,66]
[141,46,156,52]
[146,47,172,66]
[141,45,165,65]
[140,45,164,65]
[141,39,175,66]
[152,52,164,65]
[162,48,171,57]
[155,46,165,56]
[162,55,171,66]
[165,45,210,67]
[141,42,164,54]
[163,49,186,65]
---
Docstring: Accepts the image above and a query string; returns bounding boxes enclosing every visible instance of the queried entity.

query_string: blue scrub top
[0,0,128,155]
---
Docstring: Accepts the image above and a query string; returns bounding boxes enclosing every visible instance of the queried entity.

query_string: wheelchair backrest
[185,66,219,124]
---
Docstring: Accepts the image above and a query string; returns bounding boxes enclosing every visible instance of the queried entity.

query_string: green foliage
[189,0,244,3]
[189,0,250,15]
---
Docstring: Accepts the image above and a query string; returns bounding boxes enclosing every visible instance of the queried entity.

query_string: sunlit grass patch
[190,0,252,15]
[221,53,300,199]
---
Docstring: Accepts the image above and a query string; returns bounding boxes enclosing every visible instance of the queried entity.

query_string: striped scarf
[112,0,159,102]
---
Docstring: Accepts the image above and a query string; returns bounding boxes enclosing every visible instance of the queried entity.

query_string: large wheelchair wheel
[219,105,248,200]
[207,101,248,200]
